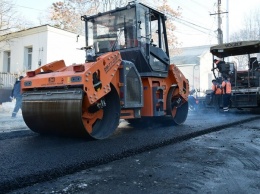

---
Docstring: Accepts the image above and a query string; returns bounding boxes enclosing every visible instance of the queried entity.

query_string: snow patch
[0,100,15,113]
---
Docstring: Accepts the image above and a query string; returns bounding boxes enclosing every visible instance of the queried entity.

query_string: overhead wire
[170,0,218,42]
[170,0,214,27]
[11,1,218,41]
[147,0,217,38]
[189,0,212,11]
[164,11,216,38]
[13,1,213,32]
[15,5,48,12]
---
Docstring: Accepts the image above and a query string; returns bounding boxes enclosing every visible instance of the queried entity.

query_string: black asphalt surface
[1,110,260,193]
[10,119,260,194]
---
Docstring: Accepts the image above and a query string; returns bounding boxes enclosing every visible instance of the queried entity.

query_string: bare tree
[49,1,82,34]
[230,8,260,41]
[229,8,260,70]
[101,0,128,12]
[49,0,128,34]
[0,0,32,51]
[48,0,181,55]
[155,0,181,56]
[0,0,33,36]
[0,0,16,35]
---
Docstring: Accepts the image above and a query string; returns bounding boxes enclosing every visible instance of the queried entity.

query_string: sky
[13,0,260,47]
[168,0,260,47]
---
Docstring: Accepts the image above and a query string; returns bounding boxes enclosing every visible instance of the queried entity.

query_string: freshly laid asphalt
[10,119,260,194]
[1,107,260,193]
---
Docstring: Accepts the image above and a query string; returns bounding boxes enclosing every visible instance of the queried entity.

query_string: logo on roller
[49,77,55,83]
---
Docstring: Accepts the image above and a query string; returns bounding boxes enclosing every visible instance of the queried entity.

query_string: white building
[0,25,86,77]
[171,45,214,95]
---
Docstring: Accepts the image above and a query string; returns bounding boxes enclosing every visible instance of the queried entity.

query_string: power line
[164,11,215,36]
[14,1,216,38]
[174,16,211,31]
[190,0,212,11]
[15,4,51,12]
[146,2,216,36]
[174,30,215,37]
[170,0,212,27]
[178,0,218,32]
[144,2,214,33]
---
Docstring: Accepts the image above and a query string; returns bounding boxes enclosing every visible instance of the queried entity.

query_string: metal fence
[0,72,17,88]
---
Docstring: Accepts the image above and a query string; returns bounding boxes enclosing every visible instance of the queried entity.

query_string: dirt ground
[9,119,260,194]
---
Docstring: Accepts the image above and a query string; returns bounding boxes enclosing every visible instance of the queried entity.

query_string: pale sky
[171,0,260,47]
[14,0,260,47]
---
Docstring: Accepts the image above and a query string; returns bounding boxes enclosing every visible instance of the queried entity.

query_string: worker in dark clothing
[221,76,232,112]
[188,89,198,111]
[211,79,222,111]
[11,76,23,118]
[213,59,225,72]
[214,59,231,78]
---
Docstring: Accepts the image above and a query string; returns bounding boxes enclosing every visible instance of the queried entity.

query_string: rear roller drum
[166,87,188,125]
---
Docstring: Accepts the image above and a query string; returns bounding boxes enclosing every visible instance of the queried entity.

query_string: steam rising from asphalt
[188,107,252,122]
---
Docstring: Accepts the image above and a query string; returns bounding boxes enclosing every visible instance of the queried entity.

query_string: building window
[3,51,11,72]
[24,47,33,70]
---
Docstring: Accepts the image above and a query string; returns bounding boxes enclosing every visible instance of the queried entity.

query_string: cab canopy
[210,40,260,58]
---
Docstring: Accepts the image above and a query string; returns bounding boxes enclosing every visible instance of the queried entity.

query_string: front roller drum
[22,87,120,139]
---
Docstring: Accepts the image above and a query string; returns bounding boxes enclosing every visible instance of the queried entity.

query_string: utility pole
[217,0,223,44]
[210,0,228,44]
[226,0,229,43]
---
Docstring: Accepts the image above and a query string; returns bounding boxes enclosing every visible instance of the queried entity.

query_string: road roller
[21,2,189,139]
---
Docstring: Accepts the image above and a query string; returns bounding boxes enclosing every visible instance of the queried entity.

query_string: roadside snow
[0,100,27,132]
[0,100,16,113]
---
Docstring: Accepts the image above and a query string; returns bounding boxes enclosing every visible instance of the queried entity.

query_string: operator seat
[98,40,111,53]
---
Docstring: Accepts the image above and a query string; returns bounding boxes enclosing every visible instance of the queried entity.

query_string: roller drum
[22,88,89,137]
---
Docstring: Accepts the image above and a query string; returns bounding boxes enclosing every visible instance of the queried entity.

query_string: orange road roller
[21,2,189,139]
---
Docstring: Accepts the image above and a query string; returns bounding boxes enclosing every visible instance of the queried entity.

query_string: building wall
[0,26,47,74]
[46,26,85,66]
[175,64,198,90]
[175,50,213,96]
[0,25,85,76]
[198,51,213,92]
